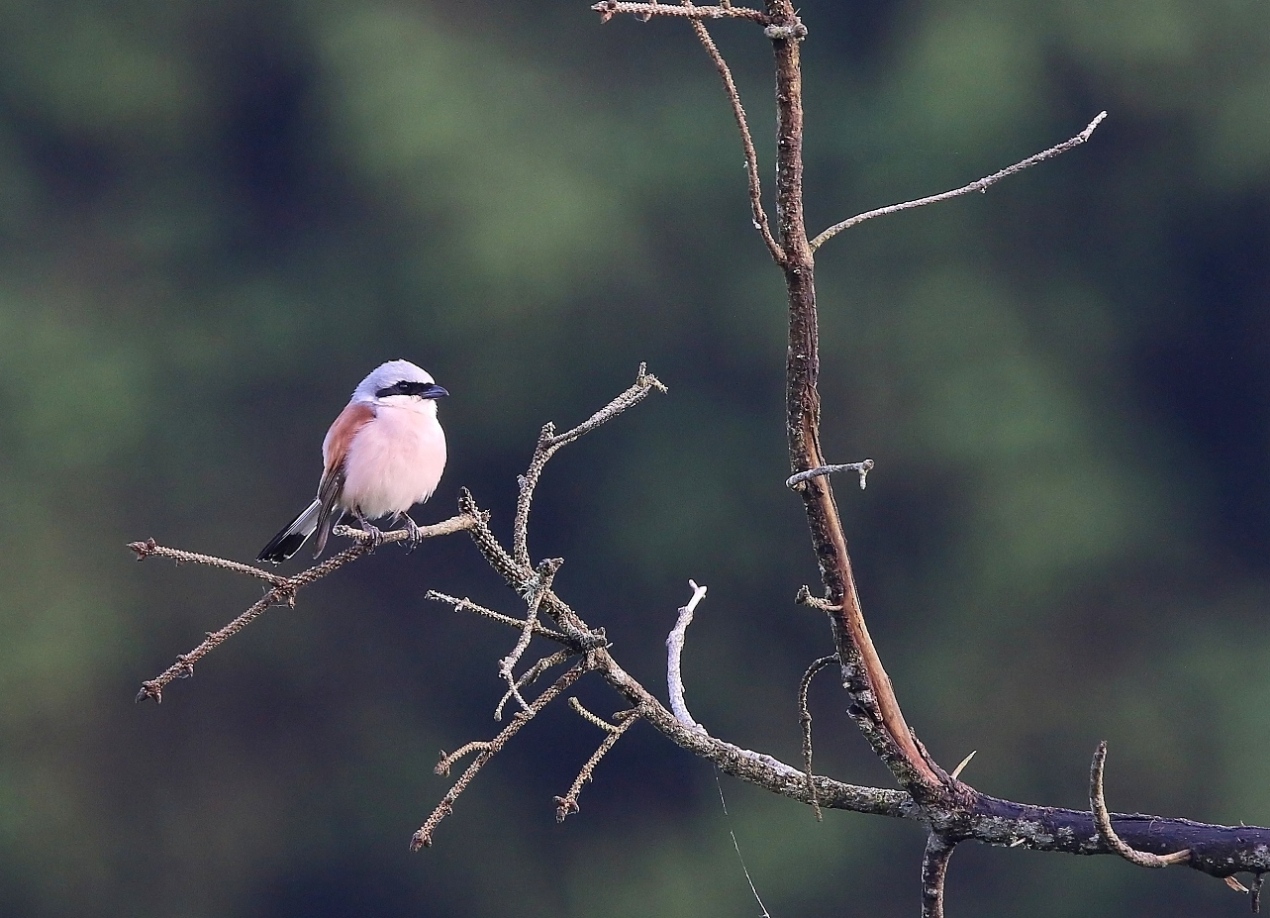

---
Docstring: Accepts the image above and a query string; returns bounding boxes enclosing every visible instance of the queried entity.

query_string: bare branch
[134,514,476,702]
[921,834,956,918]
[495,649,577,722]
[128,538,288,586]
[797,653,838,820]
[688,18,785,264]
[809,112,1108,251]
[512,363,666,568]
[435,742,492,777]
[412,659,591,851]
[568,696,622,734]
[592,1,769,25]
[666,579,709,733]
[1090,741,1191,868]
[786,458,873,491]
[497,557,563,715]
[424,591,569,643]
[555,706,643,821]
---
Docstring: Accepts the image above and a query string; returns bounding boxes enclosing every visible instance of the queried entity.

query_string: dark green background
[1,1,1268,915]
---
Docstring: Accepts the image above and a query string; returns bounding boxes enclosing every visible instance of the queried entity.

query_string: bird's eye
[395,381,412,393]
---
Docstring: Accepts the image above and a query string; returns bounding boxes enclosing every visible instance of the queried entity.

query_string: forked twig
[497,557,564,715]
[133,514,477,702]
[810,112,1108,251]
[413,659,591,850]
[495,649,578,722]
[555,704,643,821]
[1090,742,1191,868]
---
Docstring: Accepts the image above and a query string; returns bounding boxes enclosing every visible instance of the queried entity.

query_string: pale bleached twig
[1090,741,1191,868]
[786,458,873,490]
[666,579,709,734]
[809,112,1108,251]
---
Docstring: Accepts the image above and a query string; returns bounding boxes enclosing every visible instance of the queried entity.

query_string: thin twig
[666,579,709,733]
[555,707,643,821]
[797,654,838,821]
[714,768,773,918]
[135,514,476,702]
[1090,741,1191,868]
[569,696,622,734]
[809,112,1108,251]
[921,834,956,918]
[412,660,590,851]
[512,364,665,568]
[494,649,577,722]
[688,18,785,264]
[128,539,288,585]
[435,741,492,777]
[592,0,769,25]
[497,557,563,715]
[786,458,873,491]
[424,591,569,643]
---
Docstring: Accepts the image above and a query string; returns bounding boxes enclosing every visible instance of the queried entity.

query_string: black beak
[421,383,449,400]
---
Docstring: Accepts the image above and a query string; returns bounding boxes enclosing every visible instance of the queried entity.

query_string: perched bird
[257,360,448,563]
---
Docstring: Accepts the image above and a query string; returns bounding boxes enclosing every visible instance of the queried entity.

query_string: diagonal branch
[809,112,1108,251]
[133,514,477,702]
[412,658,592,850]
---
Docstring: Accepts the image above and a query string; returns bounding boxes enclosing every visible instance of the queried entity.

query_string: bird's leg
[401,514,424,553]
[355,511,385,552]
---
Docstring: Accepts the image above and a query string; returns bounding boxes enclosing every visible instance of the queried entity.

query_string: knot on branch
[128,538,159,559]
[763,19,807,41]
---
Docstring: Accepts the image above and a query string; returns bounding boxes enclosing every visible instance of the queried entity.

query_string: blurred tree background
[0,0,1267,915]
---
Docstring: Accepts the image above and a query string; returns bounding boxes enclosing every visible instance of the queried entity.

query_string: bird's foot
[402,515,424,553]
[357,519,385,552]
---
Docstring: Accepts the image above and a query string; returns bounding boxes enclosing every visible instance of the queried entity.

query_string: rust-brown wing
[313,401,375,556]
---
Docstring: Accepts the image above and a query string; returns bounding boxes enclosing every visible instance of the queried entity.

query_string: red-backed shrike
[258,360,448,563]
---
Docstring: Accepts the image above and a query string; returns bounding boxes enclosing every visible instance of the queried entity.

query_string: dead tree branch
[132,514,477,702]
[810,112,1108,251]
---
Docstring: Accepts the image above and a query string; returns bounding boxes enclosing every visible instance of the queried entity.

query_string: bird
[257,359,449,563]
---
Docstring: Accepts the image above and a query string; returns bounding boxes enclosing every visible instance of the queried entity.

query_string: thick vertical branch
[765,0,945,796]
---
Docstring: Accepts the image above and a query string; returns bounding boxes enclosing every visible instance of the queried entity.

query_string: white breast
[340,402,447,519]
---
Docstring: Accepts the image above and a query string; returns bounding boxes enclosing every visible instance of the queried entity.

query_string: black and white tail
[257,500,322,563]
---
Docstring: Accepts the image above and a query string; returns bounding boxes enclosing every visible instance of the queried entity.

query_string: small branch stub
[667,580,709,734]
[787,458,873,491]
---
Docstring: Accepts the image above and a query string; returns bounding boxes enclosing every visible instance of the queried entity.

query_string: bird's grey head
[353,359,449,404]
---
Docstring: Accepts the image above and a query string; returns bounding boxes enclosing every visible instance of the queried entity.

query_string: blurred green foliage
[0,0,1268,915]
